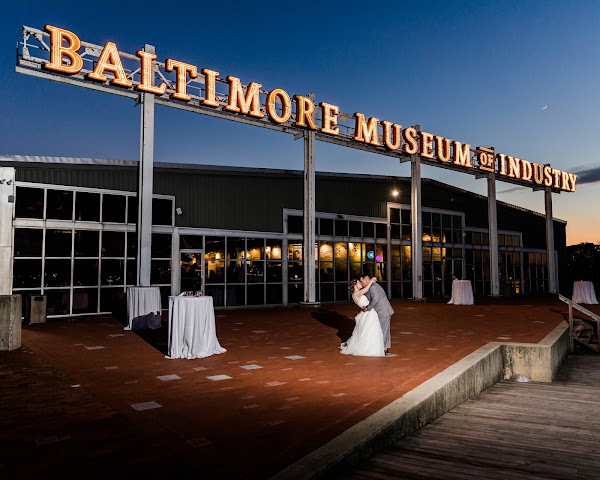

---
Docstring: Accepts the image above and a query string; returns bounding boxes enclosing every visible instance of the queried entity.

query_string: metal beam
[136,45,155,286]
[487,173,500,296]
[545,187,557,294]
[411,155,423,299]
[302,94,317,304]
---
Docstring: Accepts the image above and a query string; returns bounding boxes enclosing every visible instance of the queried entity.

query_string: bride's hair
[348,279,359,294]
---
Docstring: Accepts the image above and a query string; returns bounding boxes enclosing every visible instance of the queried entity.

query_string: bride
[339,278,385,357]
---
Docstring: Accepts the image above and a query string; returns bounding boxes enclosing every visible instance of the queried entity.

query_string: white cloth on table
[126,286,162,330]
[448,280,474,305]
[572,281,598,305]
[166,296,226,359]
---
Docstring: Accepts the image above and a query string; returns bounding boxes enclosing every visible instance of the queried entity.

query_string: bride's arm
[356,278,377,297]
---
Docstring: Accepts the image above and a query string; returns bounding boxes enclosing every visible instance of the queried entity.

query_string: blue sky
[1,1,599,243]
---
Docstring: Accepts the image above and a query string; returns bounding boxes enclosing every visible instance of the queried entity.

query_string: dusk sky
[1,1,599,244]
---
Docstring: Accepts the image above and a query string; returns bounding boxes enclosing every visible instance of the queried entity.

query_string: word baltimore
[42,25,576,192]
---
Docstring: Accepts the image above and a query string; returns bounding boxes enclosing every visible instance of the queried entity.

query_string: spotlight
[392,190,399,197]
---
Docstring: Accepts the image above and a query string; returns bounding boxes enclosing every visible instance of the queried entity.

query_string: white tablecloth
[126,286,162,330]
[166,296,226,359]
[448,280,474,305]
[572,281,598,305]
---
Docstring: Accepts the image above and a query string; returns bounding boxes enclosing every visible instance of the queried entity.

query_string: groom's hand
[362,306,367,312]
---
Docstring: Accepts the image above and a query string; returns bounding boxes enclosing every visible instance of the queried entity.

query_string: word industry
[18,25,576,192]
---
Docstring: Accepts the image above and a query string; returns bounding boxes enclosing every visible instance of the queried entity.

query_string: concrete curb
[271,321,569,480]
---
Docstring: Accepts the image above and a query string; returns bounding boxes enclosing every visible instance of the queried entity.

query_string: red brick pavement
[0,298,579,479]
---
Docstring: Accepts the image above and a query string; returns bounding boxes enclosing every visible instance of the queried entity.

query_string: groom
[360,275,394,354]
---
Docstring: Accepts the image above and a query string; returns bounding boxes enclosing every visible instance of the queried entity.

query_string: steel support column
[302,93,317,303]
[487,173,500,296]
[545,187,557,294]
[411,155,423,299]
[136,44,155,286]
[0,167,15,295]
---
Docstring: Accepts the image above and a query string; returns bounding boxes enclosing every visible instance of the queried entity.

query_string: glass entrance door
[180,250,204,294]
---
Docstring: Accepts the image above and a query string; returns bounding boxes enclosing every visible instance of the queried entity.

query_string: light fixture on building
[392,190,399,197]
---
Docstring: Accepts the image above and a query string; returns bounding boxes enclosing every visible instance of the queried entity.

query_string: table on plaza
[166,295,227,359]
[448,279,474,305]
[572,281,598,305]
[125,286,162,330]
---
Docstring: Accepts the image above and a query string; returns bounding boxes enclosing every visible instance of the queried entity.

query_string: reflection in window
[102,231,125,257]
[247,239,264,260]
[74,259,99,286]
[205,237,225,260]
[75,192,100,222]
[45,289,70,316]
[101,259,124,285]
[15,187,44,219]
[44,259,71,287]
[348,242,361,262]
[265,240,282,260]
[227,261,245,283]
[227,238,245,260]
[46,190,73,220]
[266,263,282,282]
[150,260,171,284]
[247,285,264,305]
[247,261,264,283]
[102,194,126,223]
[14,229,43,257]
[319,242,333,261]
[13,259,42,288]
[288,243,303,261]
[45,229,72,257]
[206,260,225,283]
[72,288,97,314]
[75,230,99,257]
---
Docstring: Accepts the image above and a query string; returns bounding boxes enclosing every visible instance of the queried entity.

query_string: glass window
[266,240,282,260]
[349,221,362,237]
[266,262,282,282]
[505,235,513,247]
[74,230,99,257]
[482,233,489,246]
[422,212,431,226]
[266,284,282,304]
[226,285,245,306]
[44,259,71,287]
[102,231,125,257]
[390,209,400,224]
[288,243,303,261]
[74,259,99,286]
[150,260,171,284]
[46,190,73,220]
[375,223,387,239]
[206,260,225,283]
[319,218,333,236]
[442,215,451,228]
[348,242,361,262]
[349,262,361,279]
[71,288,97,314]
[151,233,171,258]
[401,209,411,225]
[13,259,42,288]
[513,235,520,247]
[75,192,100,222]
[205,237,225,260]
[465,231,473,245]
[126,232,137,258]
[227,261,245,283]
[227,238,245,260]
[362,222,375,238]
[247,285,264,305]
[126,260,136,285]
[46,289,71,316]
[100,288,124,314]
[319,242,333,261]
[247,239,264,260]
[452,215,462,229]
[335,220,348,237]
[498,234,505,246]
[320,262,334,281]
[102,194,126,223]
[15,187,44,219]
[287,215,303,234]
[289,262,303,282]
[127,196,138,224]
[14,229,42,257]
[180,235,203,250]
[334,242,348,262]
[45,229,72,257]
[206,285,224,306]
[473,232,481,245]
[432,213,441,228]
[101,259,124,285]
[152,198,173,226]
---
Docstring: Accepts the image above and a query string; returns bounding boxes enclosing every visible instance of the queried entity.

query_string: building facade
[0,156,567,318]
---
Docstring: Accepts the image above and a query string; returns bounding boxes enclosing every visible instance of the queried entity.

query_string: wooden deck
[345,354,600,479]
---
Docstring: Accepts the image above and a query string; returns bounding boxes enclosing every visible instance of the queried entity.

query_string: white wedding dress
[339,295,385,357]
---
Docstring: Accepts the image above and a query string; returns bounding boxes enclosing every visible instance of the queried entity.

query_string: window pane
[206,260,224,283]
[101,259,124,285]
[288,243,303,261]
[72,288,98,314]
[401,209,411,225]
[247,239,264,260]
[152,198,173,226]
[265,240,282,260]
[513,235,520,247]
[74,259,99,286]
[151,233,171,258]
[335,260,348,280]
[320,262,334,281]
[127,197,138,224]
[288,215,303,234]
[336,283,349,302]
[150,260,171,284]
[247,285,264,305]
[247,261,264,283]
[14,229,42,257]
[227,238,245,260]
[46,289,70,316]
[375,223,387,239]
[44,259,71,287]
[335,243,348,261]
[289,262,303,281]
[102,194,126,223]
[335,220,348,237]
[422,212,431,226]
[180,235,203,250]
[46,190,73,220]
[45,229,72,257]
[226,285,245,306]
[126,260,136,285]
[266,284,282,304]
[266,263,282,282]
[16,187,44,219]
[100,288,124,315]
[227,261,245,283]
[452,215,462,229]
[349,262,362,279]
[13,259,42,288]
[127,232,137,258]
[75,192,100,222]
[349,221,362,237]
[319,218,333,236]
[390,209,400,224]
[102,231,125,257]
[348,242,361,262]
[74,230,99,257]
[505,235,513,247]
[319,242,333,261]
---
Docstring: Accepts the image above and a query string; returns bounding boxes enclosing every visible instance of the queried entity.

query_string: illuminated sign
[18,25,577,192]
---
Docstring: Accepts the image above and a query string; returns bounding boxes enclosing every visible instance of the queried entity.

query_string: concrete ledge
[271,321,569,480]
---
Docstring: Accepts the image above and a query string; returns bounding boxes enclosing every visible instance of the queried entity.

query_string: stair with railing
[559,294,600,353]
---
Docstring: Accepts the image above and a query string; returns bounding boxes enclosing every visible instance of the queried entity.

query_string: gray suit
[365,283,394,349]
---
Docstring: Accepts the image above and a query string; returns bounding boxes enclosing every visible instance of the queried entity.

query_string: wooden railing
[558,294,600,353]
